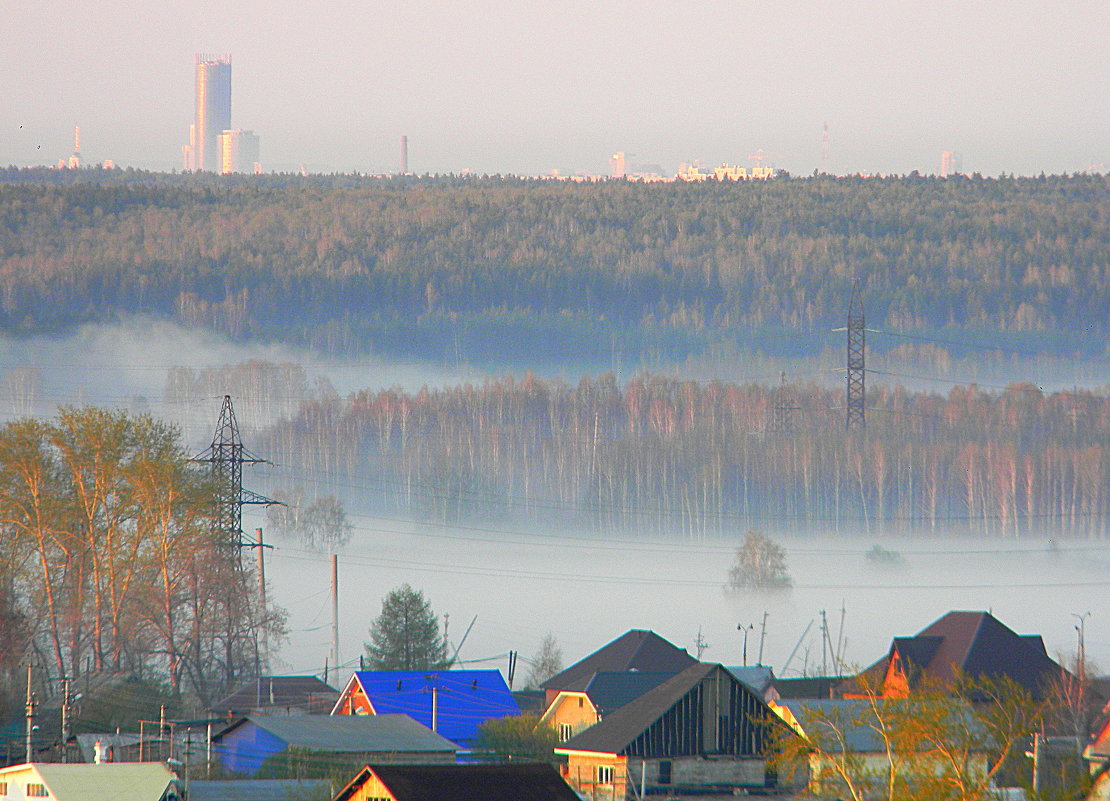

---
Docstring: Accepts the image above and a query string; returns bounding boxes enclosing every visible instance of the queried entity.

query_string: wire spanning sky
[4,2,1109,175]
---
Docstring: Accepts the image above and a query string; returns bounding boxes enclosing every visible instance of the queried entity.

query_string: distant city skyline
[3,1,1107,176]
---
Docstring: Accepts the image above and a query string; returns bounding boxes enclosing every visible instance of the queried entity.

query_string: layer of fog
[2,319,1109,684]
[256,516,1110,686]
[2,320,1108,449]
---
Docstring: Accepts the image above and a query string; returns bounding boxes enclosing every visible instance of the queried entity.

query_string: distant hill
[0,168,1105,362]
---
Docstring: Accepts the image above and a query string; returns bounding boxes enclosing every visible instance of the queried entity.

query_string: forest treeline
[258,373,1110,539]
[0,169,1106,361]
[0,408,281,709]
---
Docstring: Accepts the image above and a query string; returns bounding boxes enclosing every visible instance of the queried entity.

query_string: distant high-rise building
[191,54,232,172]
[400,135,409,174]
[218,129,260,174]
[940,150,963,177]
[609,152,626,179]
[68,126,82,169]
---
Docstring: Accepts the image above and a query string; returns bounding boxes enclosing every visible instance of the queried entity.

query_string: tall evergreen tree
[364,585,448,670]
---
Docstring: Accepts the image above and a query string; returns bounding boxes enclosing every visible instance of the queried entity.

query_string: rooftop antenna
[193,396,280,558]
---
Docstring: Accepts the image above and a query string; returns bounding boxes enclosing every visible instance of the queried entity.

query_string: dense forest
[0,169,1106,363]
[254,372,1110,540]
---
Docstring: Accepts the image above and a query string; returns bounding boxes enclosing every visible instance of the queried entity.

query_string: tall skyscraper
[190,54,232,172]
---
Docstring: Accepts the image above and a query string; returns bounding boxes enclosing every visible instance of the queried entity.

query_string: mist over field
[2,317,1109,684]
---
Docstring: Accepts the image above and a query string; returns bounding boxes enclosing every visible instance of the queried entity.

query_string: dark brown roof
[335,763,580,801]
[541,629,696,692]
[558,663,717,754]
[858,611,1065,696]
[210,675,338,715]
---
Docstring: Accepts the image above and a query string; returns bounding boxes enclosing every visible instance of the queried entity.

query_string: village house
[330,670,519,748]
[210,714,457,777]
[331,762,580,801]
[554,662,792,800]
[0,762,178,801]
[539,670,678,744]
[210,675,339,719]
[848,610,1067,699]
[541,629,697,707]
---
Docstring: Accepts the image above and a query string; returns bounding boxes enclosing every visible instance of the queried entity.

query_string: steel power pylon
[194,395,279,554]
[846,281,866,431]
[771,372,796,434]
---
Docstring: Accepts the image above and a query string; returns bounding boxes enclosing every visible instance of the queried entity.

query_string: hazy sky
[4,1,1108,176]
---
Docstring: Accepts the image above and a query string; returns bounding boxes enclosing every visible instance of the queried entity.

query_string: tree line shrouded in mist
[0,170,1105,363]
[260,373,1109,539]
[0,408,283,708]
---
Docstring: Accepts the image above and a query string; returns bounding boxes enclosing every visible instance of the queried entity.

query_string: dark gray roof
[337,763,580,801]
[780,700,886,751]
[215,713,457,753]
[582,671,678,714]
[211,675,338,715]
[185,779,330,801]
[542,630,696,692]
[560,663,717,753]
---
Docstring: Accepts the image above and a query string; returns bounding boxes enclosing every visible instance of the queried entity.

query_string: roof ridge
[961,611,992,670]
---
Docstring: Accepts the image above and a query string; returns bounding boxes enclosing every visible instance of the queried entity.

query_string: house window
[26,784,48,798]
[658,760,672,784]
[597,765,614,785]
[559,723,573,742]
[578,697,584,707]
[0,781,7,794]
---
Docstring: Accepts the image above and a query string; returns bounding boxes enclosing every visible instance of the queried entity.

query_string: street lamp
[737,623,754,666]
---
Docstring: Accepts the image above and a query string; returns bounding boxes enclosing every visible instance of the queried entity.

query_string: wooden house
[332,763,580,801]
[554,663,792,799]
[331,670,519,749]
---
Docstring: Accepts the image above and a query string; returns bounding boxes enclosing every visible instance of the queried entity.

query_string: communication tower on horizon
[401,135,409,174]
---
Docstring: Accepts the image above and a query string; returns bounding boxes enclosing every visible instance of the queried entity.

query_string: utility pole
[60,676,71,763]
[331,554,340,674]
[819,610,829,677]
[694,628,709,660]
[757,612,769,666]
[24,665,35,764]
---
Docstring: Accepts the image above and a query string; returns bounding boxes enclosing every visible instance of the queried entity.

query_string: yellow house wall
[544,693,601,742]
[563,752,629,801]
[345,772,397,801]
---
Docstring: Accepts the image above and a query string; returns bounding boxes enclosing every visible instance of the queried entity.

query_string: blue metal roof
[350,670,520,747]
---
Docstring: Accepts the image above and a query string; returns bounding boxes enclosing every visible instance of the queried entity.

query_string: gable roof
[542,630,696,692]
[860,610,1064,696]
[336,670,520,747]
[216,713,457,753]
[336,762,580,801]
[211,675,338,715]
[23,763,175,801]
[582,670,679,714]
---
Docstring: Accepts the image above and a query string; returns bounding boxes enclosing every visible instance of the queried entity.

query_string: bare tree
[728,530,792,592]
[526,632,563,689]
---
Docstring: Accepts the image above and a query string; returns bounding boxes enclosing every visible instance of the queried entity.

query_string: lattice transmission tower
[193,395,279,554]
[846,281,866,431]
[771,372,796,434]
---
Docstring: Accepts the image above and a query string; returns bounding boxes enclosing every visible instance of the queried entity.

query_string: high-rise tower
[191,54,232,172]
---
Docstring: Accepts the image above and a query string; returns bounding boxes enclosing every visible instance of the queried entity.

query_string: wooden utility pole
[331,553,340,673]
[24,665,34,764]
